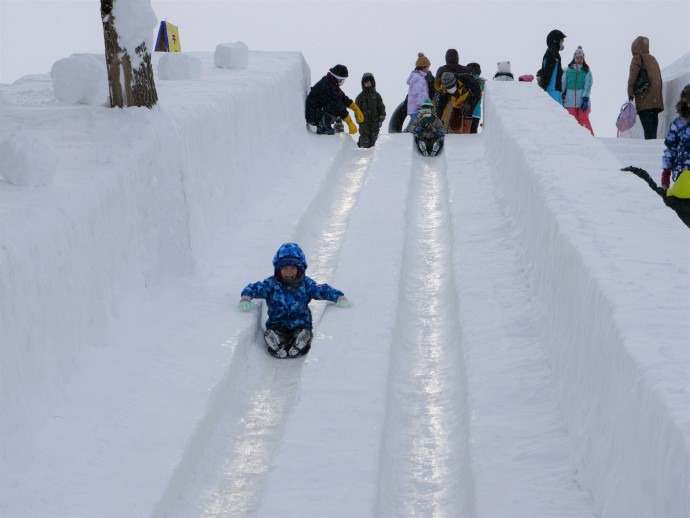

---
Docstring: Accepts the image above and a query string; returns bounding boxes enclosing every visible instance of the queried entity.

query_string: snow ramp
[0,51,688,518]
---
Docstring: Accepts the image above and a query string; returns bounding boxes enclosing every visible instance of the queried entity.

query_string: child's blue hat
[272,242,307,273]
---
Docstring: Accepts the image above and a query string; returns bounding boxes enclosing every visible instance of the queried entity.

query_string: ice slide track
[375,151,475,516]
[158,142,374,517]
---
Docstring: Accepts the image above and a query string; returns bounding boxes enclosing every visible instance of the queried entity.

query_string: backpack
[633,55,651,95]
[616,101,637,135]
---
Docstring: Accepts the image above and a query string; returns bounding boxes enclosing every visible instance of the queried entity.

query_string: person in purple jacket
[405,52,432,131]
[238,243,351,358]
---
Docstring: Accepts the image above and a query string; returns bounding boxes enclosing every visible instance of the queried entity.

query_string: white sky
[1,0,689,136]
[1,48,689,517]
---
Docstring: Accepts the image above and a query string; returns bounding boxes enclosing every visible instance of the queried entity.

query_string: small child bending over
[238,242,351,358]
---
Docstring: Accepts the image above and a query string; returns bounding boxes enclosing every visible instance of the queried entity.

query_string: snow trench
[375,153,475,516]
[154,140,374,517]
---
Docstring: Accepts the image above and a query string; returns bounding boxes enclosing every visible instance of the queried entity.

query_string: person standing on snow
[661,84,690,189]
[405,53,432,131]
[438,71,481,134]
[238,243,351,359]
[561,46,594,135]
[433,49,470,121]
[466,62,486,134]
[355,72,386,148]
[305,65,364,135]
[539,29,567,104]
[627,36,664,140]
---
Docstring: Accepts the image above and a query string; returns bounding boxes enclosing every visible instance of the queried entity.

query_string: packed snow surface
[0,51,688,518]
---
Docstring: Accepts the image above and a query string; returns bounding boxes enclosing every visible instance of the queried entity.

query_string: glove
[581,97,590,111]
[414,126,422,133]
[379,117,385,128]
[335,296,352,308]
[343,114,357,134]
[661,169,671,189]
[349,102,364,123]
[436,131,444,137]
[628,95,634,102]
[238,297,252,311]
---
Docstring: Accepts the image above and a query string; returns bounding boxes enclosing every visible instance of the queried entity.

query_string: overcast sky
[1,0,688,137]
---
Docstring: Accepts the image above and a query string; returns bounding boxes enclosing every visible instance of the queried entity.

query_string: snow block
[51,54,108,105]
[214,41,249,69]
[0,130,57,186]
[158,53,202,80]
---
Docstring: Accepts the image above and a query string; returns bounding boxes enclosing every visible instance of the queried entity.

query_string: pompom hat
[329,64,349,79]
[415,52,431,68]
[573,46,585,59]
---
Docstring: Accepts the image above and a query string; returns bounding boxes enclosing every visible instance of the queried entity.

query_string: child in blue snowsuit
[238,243,351,358]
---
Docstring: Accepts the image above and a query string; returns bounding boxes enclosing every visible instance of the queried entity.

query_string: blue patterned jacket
[241,276,343,330]
[241,243,344,330]
[663,117,690,181]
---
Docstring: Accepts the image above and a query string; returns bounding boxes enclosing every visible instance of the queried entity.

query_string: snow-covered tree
[101,0,158,108]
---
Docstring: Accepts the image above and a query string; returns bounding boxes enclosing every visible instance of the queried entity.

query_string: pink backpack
[616,101,637,135]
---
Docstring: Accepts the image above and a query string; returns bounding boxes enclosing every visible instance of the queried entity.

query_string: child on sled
[238,242,351,358]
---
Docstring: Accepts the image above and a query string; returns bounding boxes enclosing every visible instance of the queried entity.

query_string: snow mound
[158,53,202,80]
[0,130,58,186]
[51,54,108,105]
[214,42,248,69]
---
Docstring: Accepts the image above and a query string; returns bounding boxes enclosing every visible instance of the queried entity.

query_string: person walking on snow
[406,53,432,131]
[238,243,351,359]
[355,72,386,148]
[561,46,594,135]
[305,64,364,135]
[540,29,566,104]
[627,36,664,140]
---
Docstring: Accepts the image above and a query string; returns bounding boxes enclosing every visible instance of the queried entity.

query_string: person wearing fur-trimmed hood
[627,36,664,139]
[561,46,594,135]
[238,243,351,358]
[540,29,566,104]
[305,64,365,135]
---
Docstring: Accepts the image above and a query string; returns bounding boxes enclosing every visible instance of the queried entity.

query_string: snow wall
[483,84,690,517]
[1,50,689,517]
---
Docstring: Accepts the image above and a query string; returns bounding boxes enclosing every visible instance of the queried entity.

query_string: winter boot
[288,328,313,358]
[265,329,288,358]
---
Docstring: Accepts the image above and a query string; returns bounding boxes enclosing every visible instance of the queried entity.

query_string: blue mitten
[414,126,422,133]
[335,297,352,308]
[436,131,444,137]
[581,97,590,111]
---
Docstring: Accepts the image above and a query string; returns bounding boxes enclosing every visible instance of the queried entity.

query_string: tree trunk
[101,0,158,108]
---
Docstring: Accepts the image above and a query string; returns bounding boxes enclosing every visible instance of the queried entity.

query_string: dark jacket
[355,73,386,136]
[540,30,566,92]
[305,73,354,124]
[627,36,664,113]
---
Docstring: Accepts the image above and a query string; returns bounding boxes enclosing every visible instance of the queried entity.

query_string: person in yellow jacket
[305,64,364,135]
[438,71,481,134]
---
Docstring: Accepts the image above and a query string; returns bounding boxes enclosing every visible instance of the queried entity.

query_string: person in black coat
[540,29,567,104]
[305,64,364,135]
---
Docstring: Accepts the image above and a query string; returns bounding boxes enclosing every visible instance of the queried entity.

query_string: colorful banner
[155,21,181,52]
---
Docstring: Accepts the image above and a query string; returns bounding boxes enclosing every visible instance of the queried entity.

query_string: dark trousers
[638,108,660,140]
[470,117,480,134]
[358,132,379,148]
[264,327,313,357]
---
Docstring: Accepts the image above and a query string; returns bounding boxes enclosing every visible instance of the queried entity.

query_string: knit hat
[415,52,431,68]
[573,46,585,59]
[441,72,457,90]
[329,64,349,79]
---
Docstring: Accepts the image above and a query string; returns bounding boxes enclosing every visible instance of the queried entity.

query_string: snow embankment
[0,51,323,516]
[484,81,690,517]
